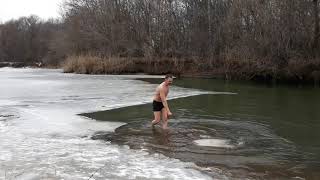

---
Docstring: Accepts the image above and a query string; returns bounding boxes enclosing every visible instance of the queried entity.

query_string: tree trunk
[313,0,319,52]
[207,0,213,56]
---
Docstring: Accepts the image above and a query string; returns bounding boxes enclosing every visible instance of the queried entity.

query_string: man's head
[164,74,173,86]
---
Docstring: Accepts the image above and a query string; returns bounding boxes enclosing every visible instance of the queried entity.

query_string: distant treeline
[0,0,320,82]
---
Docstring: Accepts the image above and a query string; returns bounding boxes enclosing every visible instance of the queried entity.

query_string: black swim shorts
[153,100,164,112]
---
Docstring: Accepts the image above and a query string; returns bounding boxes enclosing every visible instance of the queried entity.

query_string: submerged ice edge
[80,91,236,114]
[74,91,222,137]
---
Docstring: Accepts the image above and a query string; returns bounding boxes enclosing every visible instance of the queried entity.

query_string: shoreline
[1,59,320,85]
[61,55,320,85]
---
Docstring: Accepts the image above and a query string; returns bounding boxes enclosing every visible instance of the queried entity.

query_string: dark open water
[84,78,320,180]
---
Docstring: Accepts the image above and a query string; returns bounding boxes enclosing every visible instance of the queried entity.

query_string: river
[0,68,319,179]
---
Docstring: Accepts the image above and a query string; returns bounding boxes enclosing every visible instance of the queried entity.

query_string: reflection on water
[85,78,320,179]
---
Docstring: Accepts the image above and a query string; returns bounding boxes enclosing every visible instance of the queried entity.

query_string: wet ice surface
[193,139,235,148]
[0,68,216,180]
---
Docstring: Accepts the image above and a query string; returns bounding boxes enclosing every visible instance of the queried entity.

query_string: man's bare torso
[153,82,169,102]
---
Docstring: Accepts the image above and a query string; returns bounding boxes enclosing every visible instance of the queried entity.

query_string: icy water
[1,68,320,180]
[84,79,320,179]
[0,68,216,180]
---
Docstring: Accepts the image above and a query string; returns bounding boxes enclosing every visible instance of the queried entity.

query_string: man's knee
[162,115,168,121]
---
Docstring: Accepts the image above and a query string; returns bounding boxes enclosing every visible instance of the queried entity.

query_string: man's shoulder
[158,84,166,91]
[160,84,169,90]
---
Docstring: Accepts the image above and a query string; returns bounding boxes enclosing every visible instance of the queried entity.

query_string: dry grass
[63,55,134,74]
[62,55,320,84]
[62,55,197,75]
[286,59,320,83]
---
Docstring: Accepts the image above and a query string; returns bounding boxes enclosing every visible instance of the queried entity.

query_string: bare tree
[0,0,319,72]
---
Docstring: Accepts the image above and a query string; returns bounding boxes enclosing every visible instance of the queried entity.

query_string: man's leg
[161,108,168,129]
[152,111,161,126]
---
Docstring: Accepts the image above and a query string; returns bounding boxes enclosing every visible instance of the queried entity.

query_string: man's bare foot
[152,120,160,127]
[162,125,169,130]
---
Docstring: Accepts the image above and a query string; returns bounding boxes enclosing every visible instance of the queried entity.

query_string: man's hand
[167,111,173,117]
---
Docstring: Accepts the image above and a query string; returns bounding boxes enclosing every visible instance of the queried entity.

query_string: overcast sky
[0,0,64,22]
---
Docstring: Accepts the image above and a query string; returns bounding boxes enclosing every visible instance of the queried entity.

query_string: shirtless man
[151,74,173,129]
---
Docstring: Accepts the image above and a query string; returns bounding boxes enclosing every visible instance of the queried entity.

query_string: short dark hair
[165,74,173,79]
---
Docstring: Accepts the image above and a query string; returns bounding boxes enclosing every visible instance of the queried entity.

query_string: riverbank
[0,61,43,68]
[62,55,320,84]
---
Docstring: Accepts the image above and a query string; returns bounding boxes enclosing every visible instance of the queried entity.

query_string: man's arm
[160,88,172,115]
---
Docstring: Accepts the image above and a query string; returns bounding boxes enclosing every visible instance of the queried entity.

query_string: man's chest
[164,88,169,96]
